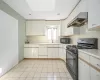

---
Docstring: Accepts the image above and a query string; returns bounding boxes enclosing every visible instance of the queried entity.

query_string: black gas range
[66,38,98,80]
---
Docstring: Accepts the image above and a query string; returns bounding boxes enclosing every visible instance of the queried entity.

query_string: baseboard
[24,58,65,62]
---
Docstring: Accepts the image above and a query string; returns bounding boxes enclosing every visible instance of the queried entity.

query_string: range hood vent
[67,12,88,27]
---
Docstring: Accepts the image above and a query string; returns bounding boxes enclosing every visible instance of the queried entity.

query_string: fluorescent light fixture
[26,0,55,11]
[0,68,2,74]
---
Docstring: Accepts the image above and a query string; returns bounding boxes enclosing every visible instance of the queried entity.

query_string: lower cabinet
[24,44,65,59]
[39,47,47,56]
[24,48,38,58]
[32,48,38,58]
[48,48,59,58]
[78,59,90,80]
[24,48,33,58]
[59,48,63,59]
[62,48,66,62]
[24,47,59,58]
[59,48,66,62]
[90,67,100,80]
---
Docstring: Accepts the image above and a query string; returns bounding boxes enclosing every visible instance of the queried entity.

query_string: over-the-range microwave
[60,38,70,44]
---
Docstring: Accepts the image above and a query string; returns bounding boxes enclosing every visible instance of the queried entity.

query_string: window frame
[46,25,60,42]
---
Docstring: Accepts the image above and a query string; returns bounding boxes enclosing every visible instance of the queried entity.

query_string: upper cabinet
[26,21,45,36]
[88,0,100,30]
[26,20,61,36]
[61,20,67,36]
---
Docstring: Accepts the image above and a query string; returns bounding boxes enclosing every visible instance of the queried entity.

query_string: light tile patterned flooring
[0,60,73,80]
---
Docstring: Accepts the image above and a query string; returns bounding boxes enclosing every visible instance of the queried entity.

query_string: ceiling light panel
[26,0,56,11]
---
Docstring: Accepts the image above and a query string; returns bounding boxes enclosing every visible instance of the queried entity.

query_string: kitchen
[0,0,100,80]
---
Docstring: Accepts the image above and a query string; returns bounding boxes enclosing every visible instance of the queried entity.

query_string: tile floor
[0,60,73,80]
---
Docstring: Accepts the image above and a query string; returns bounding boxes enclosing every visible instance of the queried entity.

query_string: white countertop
[25,43,61,45]
[24,43,73,48]
[79,49,100,59]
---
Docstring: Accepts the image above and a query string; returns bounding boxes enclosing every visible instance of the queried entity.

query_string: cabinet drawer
[79,51,90,63]
[90,56,100,69]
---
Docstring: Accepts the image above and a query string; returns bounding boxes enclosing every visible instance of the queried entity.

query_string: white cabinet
[79,51,90,63]
[53,48,59,58]
[32,48,38,58]
[48,48,59,58]
[48,45,59,58]
[24,44,60,59]
[48,48,53,58]
[24,48,38,58]
[24,48,33,58]
[90,67,100,80]
[61,20,67,36]
[61,21,80,36]
[26,21,45,35]
[62,48,66,62]
[39,45,47,58]
[59,47,63,59]
[59,44,66,62]
[39,47,47,56]
[88,0,100,30]
[90,56,100,69]
[78,59,84,80]
[66,27,80,36]
[78,59,90,80]
[60,48,66,62]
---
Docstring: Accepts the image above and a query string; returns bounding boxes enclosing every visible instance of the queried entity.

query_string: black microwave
[60,38,70,44]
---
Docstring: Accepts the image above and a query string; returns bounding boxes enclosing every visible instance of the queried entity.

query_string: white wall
[0,10,18,77]
[0,0,26,61]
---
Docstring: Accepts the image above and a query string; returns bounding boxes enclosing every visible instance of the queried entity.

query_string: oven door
[66,50,78,76]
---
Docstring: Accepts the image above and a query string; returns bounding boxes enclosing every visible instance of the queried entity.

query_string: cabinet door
[33,48,38,58]
[63,49,66,62]
[88,0,100,29]
[26,21,45,35]
[24,48,33,58]
[90,67,100,80]
[52,48,59,58]
[39,47,47,56]
[59,48,63,59]
[26,21,34,35]
[78,59,90,80]
[61,20,67,36]
[48,48,59,58]
[48,48,53,58]
[78,59,84,80]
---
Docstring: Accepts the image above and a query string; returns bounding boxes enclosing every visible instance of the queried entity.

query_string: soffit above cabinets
[3,0,80,20]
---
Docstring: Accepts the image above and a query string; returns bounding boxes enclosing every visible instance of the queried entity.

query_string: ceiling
[3,0,80,20]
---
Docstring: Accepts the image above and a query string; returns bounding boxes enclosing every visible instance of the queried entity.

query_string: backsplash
[26,36,60,43]
[70,24,100,49]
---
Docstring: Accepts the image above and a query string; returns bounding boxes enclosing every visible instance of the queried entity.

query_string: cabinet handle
[97,64,100,67]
